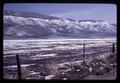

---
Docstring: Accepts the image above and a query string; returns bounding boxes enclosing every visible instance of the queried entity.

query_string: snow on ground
[4,64,34,69]
[45,75,54,80]
[3,38,117,80]
[29,71,40,75]
[3,38,116,56]
[57,60,84,68]
[53,45,83,50]
[96,53,111,59]
[3,54,15,58]
[33,54,56,57]
[32,54,56,60]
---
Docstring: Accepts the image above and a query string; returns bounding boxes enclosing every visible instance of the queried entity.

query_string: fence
[16,55,21,79]
[16,43,116,79]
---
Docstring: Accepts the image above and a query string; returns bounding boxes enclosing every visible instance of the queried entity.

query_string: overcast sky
[4,3,117,24]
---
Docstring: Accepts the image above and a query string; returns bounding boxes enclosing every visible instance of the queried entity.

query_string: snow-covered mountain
[4,10,116,39]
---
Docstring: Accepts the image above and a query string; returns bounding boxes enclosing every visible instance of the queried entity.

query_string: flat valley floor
[3,38,117,80]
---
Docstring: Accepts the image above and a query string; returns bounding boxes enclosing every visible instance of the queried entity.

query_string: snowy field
[3,38,117,79]
[4,38,116,54]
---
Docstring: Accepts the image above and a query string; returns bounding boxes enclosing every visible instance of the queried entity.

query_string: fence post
[16,55,22,80]
[83,44,85,63]
[112,43,115,53]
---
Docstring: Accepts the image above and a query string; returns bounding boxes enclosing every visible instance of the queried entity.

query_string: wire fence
[15,42,117,79]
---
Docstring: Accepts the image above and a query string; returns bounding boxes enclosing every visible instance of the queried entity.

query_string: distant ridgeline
[4,10,116,39]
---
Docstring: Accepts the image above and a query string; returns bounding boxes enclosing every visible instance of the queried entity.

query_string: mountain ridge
[4,10,116,39]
